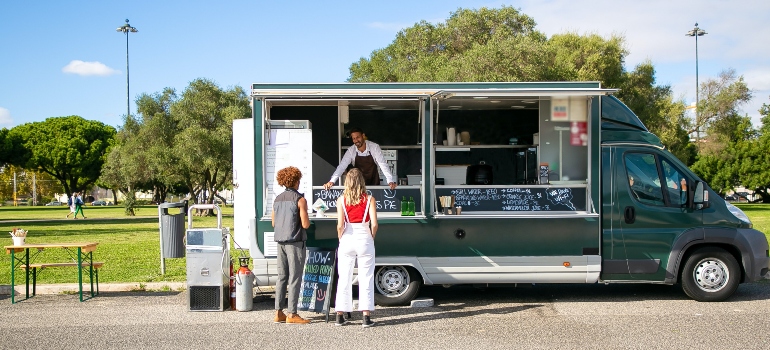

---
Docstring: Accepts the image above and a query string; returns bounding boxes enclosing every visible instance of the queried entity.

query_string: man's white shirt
[329,140,395,184]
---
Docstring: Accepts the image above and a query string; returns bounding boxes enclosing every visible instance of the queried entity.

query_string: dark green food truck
[231,82,769,305]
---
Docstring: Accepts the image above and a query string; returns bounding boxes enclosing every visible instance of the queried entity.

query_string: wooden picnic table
[5,242,100,303]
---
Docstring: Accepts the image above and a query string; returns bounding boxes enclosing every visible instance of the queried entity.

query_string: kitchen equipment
[407,175,421,185]
[398,178,408,185]
[436,165,468,185]
[466,161,493,185]
[460,131,470,145]
[446,127,456,146]
[186,204,230,311]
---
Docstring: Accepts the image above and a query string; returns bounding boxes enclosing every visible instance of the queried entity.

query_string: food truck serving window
[431,91,600,215]
[261,97,428,218]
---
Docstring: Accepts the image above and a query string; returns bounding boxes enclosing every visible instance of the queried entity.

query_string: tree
[691,111,764,199]
[0,128,10,164]
[349,6,628,86]
[170,78,250,213]
[99,116,150,215]
[7,116,116,199]
[349,6,546,82]
[738,97,770,202]
[133,87,184,203]
[692,69,752,145]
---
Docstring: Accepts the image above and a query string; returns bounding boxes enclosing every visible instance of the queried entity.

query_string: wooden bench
[20,262,104,296]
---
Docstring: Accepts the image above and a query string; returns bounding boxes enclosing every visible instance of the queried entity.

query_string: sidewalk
[0,281,187,295]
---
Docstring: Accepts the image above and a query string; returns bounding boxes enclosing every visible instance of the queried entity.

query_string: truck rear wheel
[681,247,740,302]
[374,266,422,306]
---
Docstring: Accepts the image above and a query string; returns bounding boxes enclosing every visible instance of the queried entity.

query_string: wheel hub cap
[693,258,729,292]
[376,266,410,296]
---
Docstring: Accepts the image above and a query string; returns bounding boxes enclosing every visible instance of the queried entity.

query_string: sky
[1,0,769,130]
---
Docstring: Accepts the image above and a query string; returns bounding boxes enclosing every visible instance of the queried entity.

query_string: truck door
[601,146,632,279]
[614,147,701,281]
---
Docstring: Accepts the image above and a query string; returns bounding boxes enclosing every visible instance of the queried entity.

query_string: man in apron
[324,127,397,190]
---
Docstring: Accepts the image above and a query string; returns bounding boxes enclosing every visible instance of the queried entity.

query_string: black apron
[354,153,380,186]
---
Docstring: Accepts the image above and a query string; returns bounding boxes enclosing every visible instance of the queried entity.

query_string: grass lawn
[1,203,769,285]
[1,205,236,285]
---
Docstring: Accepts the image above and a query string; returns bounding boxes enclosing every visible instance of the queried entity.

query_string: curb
[0,282,187,295]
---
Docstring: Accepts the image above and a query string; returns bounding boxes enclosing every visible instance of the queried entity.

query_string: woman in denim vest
[271,166,311,324]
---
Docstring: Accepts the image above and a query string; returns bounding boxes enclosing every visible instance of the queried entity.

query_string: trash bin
[160,202,186,258]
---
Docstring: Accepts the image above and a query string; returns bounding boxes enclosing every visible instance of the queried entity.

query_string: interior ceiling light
[448,105,462,109]
[489,100,501,103]
[473,96,488,99]
[371,106,386,109]
[522,100,537,104]
[510,105,525,109]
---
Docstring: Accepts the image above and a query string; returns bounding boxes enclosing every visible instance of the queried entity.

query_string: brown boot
[273,310,287,323]
[286,313,310,324]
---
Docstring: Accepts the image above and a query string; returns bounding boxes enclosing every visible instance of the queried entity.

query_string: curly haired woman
[271,166,311,324]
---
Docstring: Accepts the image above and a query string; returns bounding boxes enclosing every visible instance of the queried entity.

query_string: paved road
[1,282,769,350]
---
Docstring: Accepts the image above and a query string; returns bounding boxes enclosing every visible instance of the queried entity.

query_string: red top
[344,194,371,223]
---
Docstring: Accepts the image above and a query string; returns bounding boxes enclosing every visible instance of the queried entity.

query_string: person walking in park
[66,193,76,218]
[73,192,86,219]
[271,166,311,324]
[334,168,378,328]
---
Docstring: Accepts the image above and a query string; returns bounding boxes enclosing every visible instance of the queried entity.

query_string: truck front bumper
[739,228,770,282]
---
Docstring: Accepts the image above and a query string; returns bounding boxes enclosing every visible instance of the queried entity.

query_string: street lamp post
[116,19,138,118]
[686,23,707,142]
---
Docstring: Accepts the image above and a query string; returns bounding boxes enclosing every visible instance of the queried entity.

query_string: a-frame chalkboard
[297,247,337,322]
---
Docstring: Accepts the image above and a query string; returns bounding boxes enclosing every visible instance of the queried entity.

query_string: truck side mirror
[693,181,709,209]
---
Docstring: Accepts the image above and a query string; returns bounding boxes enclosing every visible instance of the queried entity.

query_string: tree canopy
[6,116,116,198]
[349,6,626,85]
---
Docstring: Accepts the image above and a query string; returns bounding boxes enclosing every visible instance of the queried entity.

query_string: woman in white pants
[335,168,378,328]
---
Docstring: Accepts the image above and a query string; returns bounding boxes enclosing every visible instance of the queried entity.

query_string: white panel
[263,232,277,257]
[264,128,313,217]
[417,256,601,284]
[232,118,255,251]
[250,255,601,287]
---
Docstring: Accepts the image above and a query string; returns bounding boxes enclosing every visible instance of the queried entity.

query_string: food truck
[232,82,769,305]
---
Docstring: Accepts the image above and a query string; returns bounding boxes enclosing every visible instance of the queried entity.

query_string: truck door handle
[624,206,635,224]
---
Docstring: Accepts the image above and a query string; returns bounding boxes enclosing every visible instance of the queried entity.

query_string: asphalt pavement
[1,282,769,350]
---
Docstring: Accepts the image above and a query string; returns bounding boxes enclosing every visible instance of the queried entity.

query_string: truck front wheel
[374,265,422,306]
[681,247,740,302]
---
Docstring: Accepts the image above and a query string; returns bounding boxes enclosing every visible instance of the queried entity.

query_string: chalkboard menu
[297,247,336,320]
[435,187,586,212]
[312,187,422,213]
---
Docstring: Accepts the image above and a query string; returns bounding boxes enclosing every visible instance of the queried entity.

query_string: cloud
[62,60,120,76]
[0,107,12,126]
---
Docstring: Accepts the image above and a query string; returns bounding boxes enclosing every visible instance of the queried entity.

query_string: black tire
[681,247,740,302]
[373,265,422,306]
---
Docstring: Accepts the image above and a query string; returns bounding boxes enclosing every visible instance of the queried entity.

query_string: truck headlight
[725,202,752,226]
